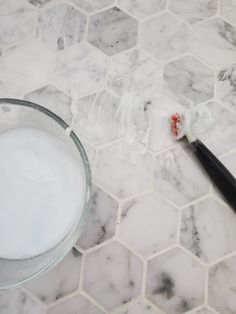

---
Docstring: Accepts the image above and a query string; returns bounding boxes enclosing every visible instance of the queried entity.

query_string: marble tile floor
[0,0,236,313]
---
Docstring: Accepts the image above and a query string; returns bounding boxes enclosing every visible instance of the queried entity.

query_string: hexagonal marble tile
[190,17,236,69]
[113,299,158,314]
[70,0,115,13]
[120,192,178,256]
[117,0,166,19]
[0,1,37,47]
[153,146,210,207]
[73,89,121,145]
[146,248,205,314]
[107,49,162,97]
[194,101,236,155]
[47,294,103,314]
[209,254,236,313]
[220,0,236,27]
[53,43,107,98]
[24,84,72,124]
[0,40,56,97]
[163,55,214,107]
[168,0,217,25]
[77,185,118,250]
[24,248,82,304]
[216,63,236,112]
[83,241,143,310]
[88,7,138,56]
[94,141,152,199]
[37,3,86,51]
[180,197,236,263]
[140,13,189,62]
[0,289,46,314]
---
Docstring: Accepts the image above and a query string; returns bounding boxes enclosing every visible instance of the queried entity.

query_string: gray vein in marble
[169,0,217,24]
[216,63,236,111]
[24,248,82,304]
[163,55,214,107]
[0,2,37,47]
[83,241,143,310]
[24,84,72,124]
[77,185,118,250]
[140,13,189,61]
[117,0,166,19]
[180,197,236,263]
[88,7,138,56]
[209,255,236,314]
[191,17,236,68]
[47,294,103,314]
[28,0,53,7]
[146,248,205,314]
[37,3,86,51]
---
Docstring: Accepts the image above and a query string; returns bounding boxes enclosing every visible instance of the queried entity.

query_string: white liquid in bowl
[0,127,86,259]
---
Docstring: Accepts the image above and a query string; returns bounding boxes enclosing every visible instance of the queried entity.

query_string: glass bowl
[0,98,91,290]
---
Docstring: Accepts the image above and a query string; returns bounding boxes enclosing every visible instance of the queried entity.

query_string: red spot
[171,112,182,137]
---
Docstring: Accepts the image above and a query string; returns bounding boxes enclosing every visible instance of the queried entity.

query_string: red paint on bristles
[171,112,182,138]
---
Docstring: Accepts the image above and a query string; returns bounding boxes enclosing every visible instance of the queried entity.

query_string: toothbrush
[170,112,236,211]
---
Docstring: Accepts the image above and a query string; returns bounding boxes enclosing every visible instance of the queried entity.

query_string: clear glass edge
[0,98,92,290]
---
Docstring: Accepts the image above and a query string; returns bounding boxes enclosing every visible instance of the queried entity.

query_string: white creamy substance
[0,127,86,259]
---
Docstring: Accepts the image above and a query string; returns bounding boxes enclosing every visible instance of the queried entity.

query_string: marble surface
[88,7,138,56]
[168,0,217,24]
[140,12,189,61]
[0,0,236,313]
[37,3,86,51]
[146,248,205,314]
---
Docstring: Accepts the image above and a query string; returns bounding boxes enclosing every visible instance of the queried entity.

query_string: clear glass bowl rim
[0,98,92,289]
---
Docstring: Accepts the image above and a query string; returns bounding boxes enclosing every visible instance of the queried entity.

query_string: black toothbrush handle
[190,139,236,211]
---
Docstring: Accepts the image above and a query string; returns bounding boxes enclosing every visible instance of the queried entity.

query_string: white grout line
[141,260,147,296]
[79,290,108,313]
[176,207,182,245]
[179,245,208,268]
[147,244,177,262]
[83,14,90,43]
[204,266,209,305]
[114,202,123,237]
[208,250,236,267]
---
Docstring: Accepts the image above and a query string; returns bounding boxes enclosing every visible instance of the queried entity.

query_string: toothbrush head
[170,112,185,140]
